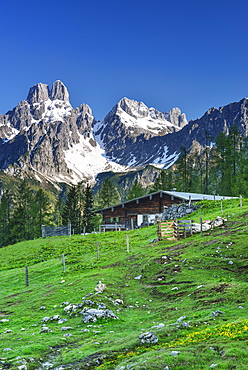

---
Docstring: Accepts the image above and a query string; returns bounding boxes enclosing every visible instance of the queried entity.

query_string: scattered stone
[228,261,234,265]
[51,315,60,321]
[98,303,106,309]
[134,275,142,280]
[171,287,178,291]
[114,299,124,305]
[60,301,69,307]
[63,304,78,313]
[150,238,158,243]
[238,305,244,309]
[169,351,180,356]
[180,322,190,328]
[81,308,119,323]
[61,326,73,331]
[58,318,67,324]
[39,306,46,310]
[3,348,12,351]
[41,316,50,322]
[95,281,106,293]
[177,316,187,322]
[4,330,13,333]
[17,366,27,370]
[139,332,158,344]
[151,323,165,329]
[63,333,73,337]
[83,299,95,306]
[0,318,9,323]
[40,326,52,333]
[212,310,224,317]
[210,364,218,368]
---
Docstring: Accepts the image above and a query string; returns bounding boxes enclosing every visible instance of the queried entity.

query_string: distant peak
[27,80,69,104]
[50,80,69,102]
[27,82,50,104]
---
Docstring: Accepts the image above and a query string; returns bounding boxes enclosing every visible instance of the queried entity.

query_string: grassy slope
[0,199,247,369]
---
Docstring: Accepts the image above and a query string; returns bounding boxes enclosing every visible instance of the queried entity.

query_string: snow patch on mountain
[64,134,129,183]
[43,99,72,123]
[115,108,175,136]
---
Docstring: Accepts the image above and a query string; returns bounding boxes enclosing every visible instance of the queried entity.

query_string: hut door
[128,215,137,229]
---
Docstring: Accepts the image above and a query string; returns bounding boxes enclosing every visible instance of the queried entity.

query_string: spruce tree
[126,180,145,200]
[82,184,94,233]
[62,185,82,234]
[0,190,12,247]
[97,178,120,208]
[151,169,174,192]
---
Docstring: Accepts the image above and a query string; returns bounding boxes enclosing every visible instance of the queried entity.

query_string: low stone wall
[162,203,199,220]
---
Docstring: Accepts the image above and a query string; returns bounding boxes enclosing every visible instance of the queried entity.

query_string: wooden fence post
[68,223,71,237]
[126,234,130,253]
[62,253,66,273]
[96,242,100,259]
[157,220,162,241]
[240,195,243,208]
[25,266,29,287]
[41,225,46,238]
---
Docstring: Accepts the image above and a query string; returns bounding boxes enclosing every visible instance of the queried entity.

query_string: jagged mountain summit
[93,97,188,167]
[0,81,128,185]
[0,81,188,185]
[0,80,248,187]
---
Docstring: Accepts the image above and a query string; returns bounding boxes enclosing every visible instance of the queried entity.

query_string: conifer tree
[62,185,82,234]
[9,180,35,243]
[126,180,145,200]
[151,169,174,192]
[0,190,12,247]
[82,183,94,233]
[97,178,120,208]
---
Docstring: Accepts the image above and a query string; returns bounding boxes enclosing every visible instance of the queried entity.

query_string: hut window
[110,217,114,222]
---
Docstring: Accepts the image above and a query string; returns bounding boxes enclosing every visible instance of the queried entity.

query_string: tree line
[0,177,145,247]
[154,125,248,197]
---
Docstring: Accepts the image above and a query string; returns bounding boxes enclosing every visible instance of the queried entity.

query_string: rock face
[94,97,188,167]
[0,81,110,184]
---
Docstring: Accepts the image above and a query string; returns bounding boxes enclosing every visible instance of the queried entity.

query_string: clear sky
[1,0,248,121]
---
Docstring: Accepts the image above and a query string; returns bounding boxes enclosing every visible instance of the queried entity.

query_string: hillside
[0,199,248,369]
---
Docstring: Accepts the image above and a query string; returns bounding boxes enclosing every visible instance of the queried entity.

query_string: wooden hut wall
[101,193,182,223]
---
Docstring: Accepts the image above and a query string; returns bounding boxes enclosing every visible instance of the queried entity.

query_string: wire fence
[42,223,71,238]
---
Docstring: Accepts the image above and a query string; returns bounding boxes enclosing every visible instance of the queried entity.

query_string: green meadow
[0,198,247,369]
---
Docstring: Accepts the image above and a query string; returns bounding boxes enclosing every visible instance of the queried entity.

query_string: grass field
[0,198,247,369]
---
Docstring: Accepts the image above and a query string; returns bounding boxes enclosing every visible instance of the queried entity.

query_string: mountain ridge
[0,80,248,188]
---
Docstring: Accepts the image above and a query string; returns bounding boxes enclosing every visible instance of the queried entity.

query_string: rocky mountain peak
[50,80,69,102]
[117,97,149,118]
[27,83,50,104]
[27,80,69,105]
[167,107,188,128]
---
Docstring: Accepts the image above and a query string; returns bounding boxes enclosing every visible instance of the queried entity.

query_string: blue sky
[1,0,248,121]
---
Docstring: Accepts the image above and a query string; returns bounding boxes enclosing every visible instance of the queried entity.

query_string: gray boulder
[80,308,119,323]
[139,332,158,344]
